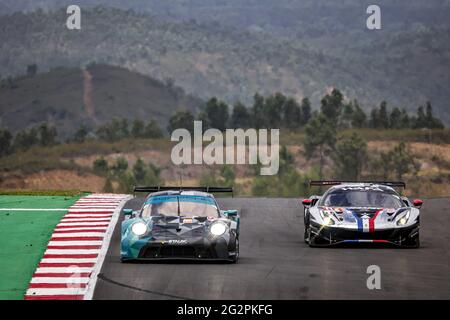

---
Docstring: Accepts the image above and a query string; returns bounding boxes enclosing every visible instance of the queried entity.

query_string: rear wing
[309,180,406,189]
[133,186,234,197]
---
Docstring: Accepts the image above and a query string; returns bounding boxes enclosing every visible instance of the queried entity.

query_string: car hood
[314,206,413,230]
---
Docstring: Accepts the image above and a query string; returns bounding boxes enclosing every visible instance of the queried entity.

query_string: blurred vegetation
[0,87,449,197]
[199,165,240,196]
[252,146,320,197]
[91,156,164,193]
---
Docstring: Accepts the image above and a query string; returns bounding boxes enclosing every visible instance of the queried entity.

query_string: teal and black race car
[121,186,240,262]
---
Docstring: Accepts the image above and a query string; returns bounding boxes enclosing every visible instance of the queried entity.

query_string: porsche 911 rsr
[121,186,240,262]
[302,181,422,248]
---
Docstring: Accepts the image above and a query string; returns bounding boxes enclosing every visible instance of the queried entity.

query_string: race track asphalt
[93,197,450,299]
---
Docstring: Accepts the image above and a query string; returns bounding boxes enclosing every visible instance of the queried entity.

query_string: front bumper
[309,221,419,247]
[121,236,237,261]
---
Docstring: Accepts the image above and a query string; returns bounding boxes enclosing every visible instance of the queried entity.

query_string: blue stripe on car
[351,212,363,232]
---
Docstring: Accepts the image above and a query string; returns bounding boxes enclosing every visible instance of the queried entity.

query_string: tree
[231,102,251,128]
[320,89,343,122]
[369,108,379,128]
[93,157,109,176]
[340,102,354,128]
[372,151,393,180]
[13,127,39,151]
[0,129,12,157]
[145,163,163,186]
[167,109,194,133]
[200,165,236,189]
[111,157,128,177]
[199,169,219,187]
[116,172,135,193]
[199,97,230,131]
[389,107,402,129]
[333,133,368,180]
[118,118,129,138]
[96,118,124,142]
[371,142,419,180]
[144,119,164,138]
[399,109,411,129]
[300,98,312,125]
[251,93,265,129]
[38,123,57,146]
[220,165,236,188]
[132,158,147,185]
[425,102,444,129]
[252,146,316,197]
[282,97,301,130]
[264,92,286,128]
[131,119,145,138]
[73,125,88,143]
[413,106,427,129]
[351,100,367,128]
[390,142,419,180]
[378,101,389,129]
[304,113,337,180]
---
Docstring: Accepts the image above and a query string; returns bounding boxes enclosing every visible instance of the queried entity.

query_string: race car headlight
[131,222,148,236]
[322,216,333,225]
[319,210,335,226]
[396,210,411,226]
[210,222,227,236]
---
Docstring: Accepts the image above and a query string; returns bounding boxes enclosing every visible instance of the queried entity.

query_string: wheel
[229,237,239,263]
[307,226,324,247]
[308,230,319,247]
[304,212,310,244]
[403,232,420,248]
[304,224,310,244]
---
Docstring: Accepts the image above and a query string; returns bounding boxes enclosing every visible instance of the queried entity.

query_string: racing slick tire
[306,223,329,247]
[229,237,240,263]
[308,232,321,247]
[304,224,311,244]
[402,232,420,248]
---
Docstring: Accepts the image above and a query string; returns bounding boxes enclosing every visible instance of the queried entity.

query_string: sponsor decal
[167,239,188,245]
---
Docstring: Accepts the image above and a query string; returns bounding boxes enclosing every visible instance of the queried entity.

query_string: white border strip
[83,195,132,300]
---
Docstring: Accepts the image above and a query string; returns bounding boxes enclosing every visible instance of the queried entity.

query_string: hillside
[0,64,202,137]
[0,6,449,124]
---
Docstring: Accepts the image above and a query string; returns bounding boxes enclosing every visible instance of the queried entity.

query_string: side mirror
[123,209,133,216]
[413,199,423,209]
[302,199,313,207]
[224,210,238,217]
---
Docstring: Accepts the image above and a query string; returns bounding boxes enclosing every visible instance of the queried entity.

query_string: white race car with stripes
[302,181,422,247]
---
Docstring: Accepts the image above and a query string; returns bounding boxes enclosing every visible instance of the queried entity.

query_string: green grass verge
[0,195,83,300]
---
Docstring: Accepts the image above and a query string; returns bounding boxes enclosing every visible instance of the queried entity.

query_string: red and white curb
[25,194,132,300]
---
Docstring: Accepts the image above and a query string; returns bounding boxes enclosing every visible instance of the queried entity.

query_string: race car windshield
[141,195,219,218]
[321,190,404,208]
